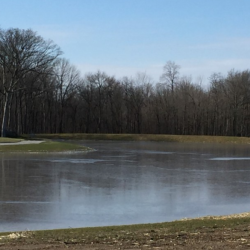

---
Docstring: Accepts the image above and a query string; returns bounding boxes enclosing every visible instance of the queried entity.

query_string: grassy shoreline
[1,212,250,248]
[32,133,250,144]
[0,139,90,152]
[2,133,249,152]
[0,137,24,143]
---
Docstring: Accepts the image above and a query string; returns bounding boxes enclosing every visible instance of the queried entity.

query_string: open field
[33,133,250,144]
[0,213,250,249]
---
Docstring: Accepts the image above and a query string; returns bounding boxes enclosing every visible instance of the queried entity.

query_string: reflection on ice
[49,159,104,164]
[130,150,174,155]
[0,201,57,204]
[209,157,250,161]
[1,141,250,232]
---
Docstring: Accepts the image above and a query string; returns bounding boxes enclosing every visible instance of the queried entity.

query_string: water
[0,140,250,232]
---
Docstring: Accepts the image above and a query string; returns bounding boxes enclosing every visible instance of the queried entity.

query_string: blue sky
[1,0,250,86]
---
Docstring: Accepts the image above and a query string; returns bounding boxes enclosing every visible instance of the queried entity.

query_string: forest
[1,27,250,137]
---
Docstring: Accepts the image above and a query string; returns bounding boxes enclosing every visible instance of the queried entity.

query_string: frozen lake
[1,140,250,232]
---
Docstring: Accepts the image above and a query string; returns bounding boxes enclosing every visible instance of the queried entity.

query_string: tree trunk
[1,92,10,137]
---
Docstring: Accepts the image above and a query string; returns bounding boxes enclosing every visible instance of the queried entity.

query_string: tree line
[1,27,250,137]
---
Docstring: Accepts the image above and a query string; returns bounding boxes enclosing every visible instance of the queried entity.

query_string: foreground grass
[32,216,250,241]
[33,133,250,144]
[0,140,89,152]
[1,215,250,248]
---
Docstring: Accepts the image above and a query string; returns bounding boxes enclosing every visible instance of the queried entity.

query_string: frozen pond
[0,140,250,232]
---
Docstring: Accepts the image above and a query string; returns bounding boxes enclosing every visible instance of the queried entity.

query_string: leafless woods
[0,28,250,137]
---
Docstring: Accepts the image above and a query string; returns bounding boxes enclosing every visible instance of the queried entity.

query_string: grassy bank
[0,140,90,152]
[24,215,250,240]
[1,214,250,248]
[0,137,23,143]
[33,133,250,144]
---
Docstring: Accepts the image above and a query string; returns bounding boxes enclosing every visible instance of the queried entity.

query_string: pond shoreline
[33,133,250,144]
[0,139,90,152]
[1,211,250,250]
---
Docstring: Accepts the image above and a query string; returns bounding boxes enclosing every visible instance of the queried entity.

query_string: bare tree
[0,28,61,136]
[160,61,180,93]
[54,58,80,133]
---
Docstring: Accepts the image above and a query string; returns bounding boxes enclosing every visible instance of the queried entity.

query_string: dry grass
[32,133,250,144]
[1,212,250,249]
